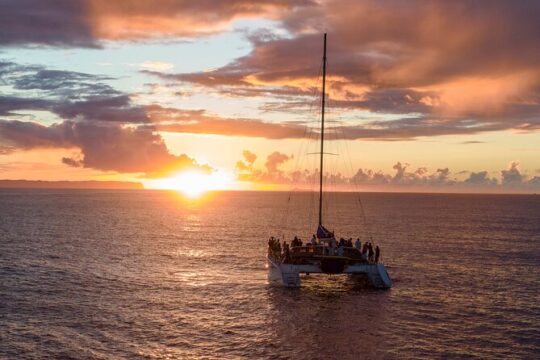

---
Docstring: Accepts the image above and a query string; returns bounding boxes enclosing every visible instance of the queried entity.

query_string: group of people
[268,235,382,263]
[268,236,291,262]
[361,241,380,263]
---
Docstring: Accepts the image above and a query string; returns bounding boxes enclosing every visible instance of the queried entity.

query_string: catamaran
[266,33,392,289]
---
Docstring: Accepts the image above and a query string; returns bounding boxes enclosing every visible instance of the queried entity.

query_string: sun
[149,170,234,197]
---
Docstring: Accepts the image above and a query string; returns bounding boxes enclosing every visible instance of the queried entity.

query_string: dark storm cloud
[0,120,72,150]
[0,120,207,176]
[52,95,149,123]
[0,62,203,175]
[0,96,54,116]
[13,69,116,96]
[0,0,96,47]
[1,63,149,124]
[0,0,313,46]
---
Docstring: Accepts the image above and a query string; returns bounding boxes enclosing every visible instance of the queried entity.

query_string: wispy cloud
[139,61,174,72]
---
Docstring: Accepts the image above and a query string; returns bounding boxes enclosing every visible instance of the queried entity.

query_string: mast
[318,33,327,227]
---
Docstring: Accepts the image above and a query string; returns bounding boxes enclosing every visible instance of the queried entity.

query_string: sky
[0,0,539,193]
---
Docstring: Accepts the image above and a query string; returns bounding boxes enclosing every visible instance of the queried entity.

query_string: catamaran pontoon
[266,34,392,289]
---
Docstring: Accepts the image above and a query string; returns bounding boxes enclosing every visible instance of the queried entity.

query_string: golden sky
[0,0,539,193]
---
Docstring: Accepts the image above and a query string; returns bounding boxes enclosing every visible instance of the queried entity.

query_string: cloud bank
[0,0,312,46]
[0,61,207,176]
[236,151,540,192]
[149,0,540,140]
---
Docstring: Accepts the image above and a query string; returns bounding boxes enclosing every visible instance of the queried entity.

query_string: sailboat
[266,33,392,289]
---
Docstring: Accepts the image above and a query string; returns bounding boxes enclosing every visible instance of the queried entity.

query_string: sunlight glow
[148,170,234,197]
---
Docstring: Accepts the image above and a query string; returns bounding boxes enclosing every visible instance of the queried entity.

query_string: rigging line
[302,52,324,234]
[280,56,324,239]
[332,106,372,241]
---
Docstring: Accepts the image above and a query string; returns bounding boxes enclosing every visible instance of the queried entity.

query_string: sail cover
[317,224,333,239]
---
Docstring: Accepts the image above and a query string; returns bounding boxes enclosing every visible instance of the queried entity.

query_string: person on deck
[283,242,291,263]
[355,238,361,250]
[368,243,374,262]
[311,234,317,245]
[268,237,274,256]
[375,245,380,263]
[362,242,368,255]
[347,238,353,247]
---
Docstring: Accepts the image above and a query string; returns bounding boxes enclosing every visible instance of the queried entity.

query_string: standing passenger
[375,246,380,263]
[354,238,361,250]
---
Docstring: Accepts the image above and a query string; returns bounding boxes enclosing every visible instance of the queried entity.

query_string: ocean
[1,190,539,359]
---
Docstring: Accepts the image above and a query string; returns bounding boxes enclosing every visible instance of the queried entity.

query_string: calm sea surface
[1,190,539,359]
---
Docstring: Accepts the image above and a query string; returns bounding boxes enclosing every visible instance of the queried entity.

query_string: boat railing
[290,245,367,260]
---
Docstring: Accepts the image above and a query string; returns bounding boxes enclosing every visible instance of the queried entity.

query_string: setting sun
[147,170,235,197]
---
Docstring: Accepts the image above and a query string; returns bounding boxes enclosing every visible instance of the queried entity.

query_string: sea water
[1,190,539,359]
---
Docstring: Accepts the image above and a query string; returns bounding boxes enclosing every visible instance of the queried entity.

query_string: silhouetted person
[355,238,361,250]
[283,242,290,263]
[375,246,380,263]
[368,243,374,262]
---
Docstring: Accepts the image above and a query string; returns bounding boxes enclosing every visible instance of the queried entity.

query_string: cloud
[236,150,257,172]
[265,151,292,173]
[0,62,208,176]
[0,120,207,177]
[1,63,150,125]
[235,152,540,192]
[501,162,525,186]
[464,171,498,187]
[0,1,96,47]
[146,105,307,139]
[461,141,485,145]
[235,150,293,182]
[0,0,313,46]
[154,0,540,140]
[139,61,174,72]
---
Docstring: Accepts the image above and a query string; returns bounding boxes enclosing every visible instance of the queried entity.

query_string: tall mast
[318,33,327,227]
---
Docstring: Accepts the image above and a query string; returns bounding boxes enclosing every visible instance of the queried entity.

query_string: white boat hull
[267,256,392,289]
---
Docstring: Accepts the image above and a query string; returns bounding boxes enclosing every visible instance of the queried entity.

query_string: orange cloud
[0,120,209,177]
[0,0,314,46]
[150,0,540,138]
[146,105,307,139]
